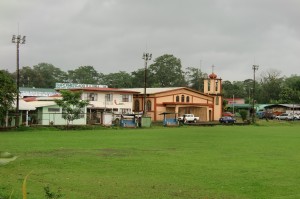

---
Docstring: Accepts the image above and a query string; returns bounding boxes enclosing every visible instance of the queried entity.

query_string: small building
[225,98,245,105]
[264,104,300,115]
[23,97,87,125]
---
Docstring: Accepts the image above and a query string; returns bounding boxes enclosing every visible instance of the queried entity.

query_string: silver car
[275,113,293,120]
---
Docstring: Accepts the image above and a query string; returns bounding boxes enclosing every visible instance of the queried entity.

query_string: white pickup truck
[178,114,199,123]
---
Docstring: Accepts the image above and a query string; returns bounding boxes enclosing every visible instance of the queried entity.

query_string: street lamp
[252,64,259,123]
[142,52,152,116]
[12,34,26,127]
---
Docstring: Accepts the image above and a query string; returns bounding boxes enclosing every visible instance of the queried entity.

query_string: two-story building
[65,87,139,124]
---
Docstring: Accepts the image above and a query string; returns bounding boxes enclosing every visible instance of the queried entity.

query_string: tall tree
[283,75,300,92]
[148,54,187,87]
[18,66,36,87]
[131,68,157,88]
[103,71,132,88]
[54,90,89,126]
[131,69,146,88]
[0,70,17,125]
[281,75,300,103]
[279,86,298,103]
[30,63,67,88]
[259,69,283,103]
[185,67,207,91]
[12,63,67,88]
[67,66,103,84]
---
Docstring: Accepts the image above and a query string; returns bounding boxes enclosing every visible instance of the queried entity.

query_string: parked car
[178,114,199,123]
[219,116,236,124]
[290,114,300,120]
[222,112,234,117]
[275,113,293,120]
[257,111,276,120]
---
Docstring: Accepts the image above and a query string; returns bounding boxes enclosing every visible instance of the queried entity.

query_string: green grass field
[1,122,300,199]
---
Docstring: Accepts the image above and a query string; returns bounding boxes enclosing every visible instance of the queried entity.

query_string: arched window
[146,100,152,111]
[134,100,140,111]
[181,95,185,102]
[176,96,179,102]
[186,96,190,103]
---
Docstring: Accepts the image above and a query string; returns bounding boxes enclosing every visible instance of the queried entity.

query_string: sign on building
[55,83,108,89]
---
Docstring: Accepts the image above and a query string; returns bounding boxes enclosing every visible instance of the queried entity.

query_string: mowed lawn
[1,124,300,199]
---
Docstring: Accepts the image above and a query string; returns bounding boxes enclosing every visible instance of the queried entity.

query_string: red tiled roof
[23,97,37,102]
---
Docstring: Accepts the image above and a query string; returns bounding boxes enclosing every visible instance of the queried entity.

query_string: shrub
[239,110,248,121]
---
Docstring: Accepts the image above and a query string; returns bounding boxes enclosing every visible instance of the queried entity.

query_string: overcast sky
[1,0,300,81]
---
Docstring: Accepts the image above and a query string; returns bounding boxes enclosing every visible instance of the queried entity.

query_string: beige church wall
[213,97,223,120]
[156,106,168,120]
[155,93,212,105]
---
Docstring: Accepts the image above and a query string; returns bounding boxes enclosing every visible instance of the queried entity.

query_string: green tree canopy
[131,68,147,88]
[55,90,89,126]
[149,54,187,87]
[68,66,103,84]
[185,67,207,91]
[259,69,283,103]
[19,66,37,87]
[33,63,67,88]
[103,71,133,88]
[0,70,17,124]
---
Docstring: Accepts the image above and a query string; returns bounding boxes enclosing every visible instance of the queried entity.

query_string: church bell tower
[203,65,222,121]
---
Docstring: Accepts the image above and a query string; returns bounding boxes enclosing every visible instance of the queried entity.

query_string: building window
[181,95,185,102]
[208,81,211,91]
[120,108,131,114]
[216,96,219,105]
[134,100,140,111]
[48,108,60,112]
[105,93,113,102]
[176,96,179,102]
[62,108,85,118]
[79,108,85,118]
[215,80,218,92]
[186,96,190,103]
[122,94,131,102]
[146,100,152,111]
[87,93,97,101]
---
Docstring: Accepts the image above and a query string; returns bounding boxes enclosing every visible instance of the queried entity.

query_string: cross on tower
[211,64,215,73]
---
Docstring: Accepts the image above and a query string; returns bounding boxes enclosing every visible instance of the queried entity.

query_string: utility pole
[142,52,152,116]
[252,65,259,123]
[233,94,235,115]
[12,34,26,127]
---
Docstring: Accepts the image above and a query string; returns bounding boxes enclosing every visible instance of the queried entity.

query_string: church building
[124,71,223,122]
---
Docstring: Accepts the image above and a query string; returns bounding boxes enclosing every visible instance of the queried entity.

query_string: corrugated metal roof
[265,104,300,109]
[12,100,36,111]
[60,87,140,94]
[13,99,60,111]
[28,101,57,108]
[20,87,57,92]
[120,87,184,94]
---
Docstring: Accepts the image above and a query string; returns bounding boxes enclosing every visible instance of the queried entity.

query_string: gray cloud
[1,0,300,81]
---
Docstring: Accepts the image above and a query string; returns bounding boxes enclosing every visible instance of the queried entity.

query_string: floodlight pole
[12,34,26,127]
[252,65,259,123]
[142,52,152,116]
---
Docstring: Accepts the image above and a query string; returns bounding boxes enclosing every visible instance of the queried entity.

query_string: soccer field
[1,124,300,199]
